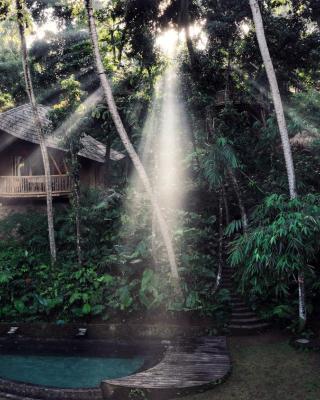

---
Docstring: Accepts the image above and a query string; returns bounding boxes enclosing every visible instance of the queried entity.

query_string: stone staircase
[222,267,269,334]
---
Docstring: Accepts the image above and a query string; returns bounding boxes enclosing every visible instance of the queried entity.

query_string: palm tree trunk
[249,0,306,329]
[213,190,223,294]
[227,168,248,233]
[185,24,197,70]
[70,147,82,266]
[180,0,197,70]
[84,0,180,282]
[298,270,306,330]
[151,209,157,265]
[74,187,82,265]
[16,0,56,264]
[222,185,230,226]
[104,136,112,188]
[249,0,296,199]
[224,40,234,103]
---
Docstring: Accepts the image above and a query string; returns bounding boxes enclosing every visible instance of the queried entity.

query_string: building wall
[79,158,105,188]
[0,131,104,188]
[0,131,66,176]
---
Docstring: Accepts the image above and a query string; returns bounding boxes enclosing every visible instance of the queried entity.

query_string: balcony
[215,90,242,106]
[0,175,72,198]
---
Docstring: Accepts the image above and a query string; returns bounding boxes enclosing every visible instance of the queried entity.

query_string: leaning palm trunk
[84,0,179,281]
[249,0,305,330]
[249,0,296,198]
[16,0,56,264]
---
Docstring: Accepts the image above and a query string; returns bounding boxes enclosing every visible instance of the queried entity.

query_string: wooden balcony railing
[215,90,242,106]
[0,175,72,198]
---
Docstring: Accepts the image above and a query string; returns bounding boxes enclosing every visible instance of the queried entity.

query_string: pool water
[0,354,144,388]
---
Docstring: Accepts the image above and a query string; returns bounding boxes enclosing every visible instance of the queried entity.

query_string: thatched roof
[0,104,124,163]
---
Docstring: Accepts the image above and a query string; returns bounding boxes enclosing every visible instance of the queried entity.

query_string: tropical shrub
[228,193,320,329]
[0,190,229,325]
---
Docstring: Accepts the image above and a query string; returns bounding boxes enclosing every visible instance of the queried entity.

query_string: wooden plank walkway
[101,336,231,399]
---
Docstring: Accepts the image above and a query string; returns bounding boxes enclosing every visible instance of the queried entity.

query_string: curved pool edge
[0,338,165,400]
[101,336,231,400]
[0,379,102,400]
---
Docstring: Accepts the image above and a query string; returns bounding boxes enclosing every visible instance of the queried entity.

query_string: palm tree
[227,168,248,233]
[15,0,57,264]
[83,0,180,282]
[203,136,248,233]
[249,0,305,330]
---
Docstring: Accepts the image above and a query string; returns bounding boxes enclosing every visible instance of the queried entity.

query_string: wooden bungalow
[0,104,124,198]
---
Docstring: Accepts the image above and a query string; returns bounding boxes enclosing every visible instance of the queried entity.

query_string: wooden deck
[0,175,72,198]
[101,336,231,399]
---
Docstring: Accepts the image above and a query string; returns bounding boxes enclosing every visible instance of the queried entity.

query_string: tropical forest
[0,0,319,399]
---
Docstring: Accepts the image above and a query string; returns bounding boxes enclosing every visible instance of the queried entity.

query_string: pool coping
[101,336,231,400]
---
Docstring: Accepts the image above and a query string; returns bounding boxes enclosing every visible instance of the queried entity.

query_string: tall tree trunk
[180,0,197,71]
[224,40,234,103]
[74,185,82,265]
[227,168,248,233]
[104,136,112,188]
[16,0,56,264]
[249,0,296,199]
[249,0,305,330]
[222,185,230,226]
[151,209,158,265]
[185,24,197,70]
[84,0,180,282]
[213,190,224,294]
[70,146,82,266]
[298,270,306,331]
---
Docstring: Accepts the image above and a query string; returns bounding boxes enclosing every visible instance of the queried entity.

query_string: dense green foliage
[0,0,320,332]
[0,189,229,325]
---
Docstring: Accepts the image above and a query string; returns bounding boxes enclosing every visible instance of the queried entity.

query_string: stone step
[231,299,243,304]
[230,316,264,324]
[232,311,256,317]
[229,322,269,330]
[232,305,250,312]
[231,300,247,307]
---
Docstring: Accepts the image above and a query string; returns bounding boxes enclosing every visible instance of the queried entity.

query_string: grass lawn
[179,331,320,400]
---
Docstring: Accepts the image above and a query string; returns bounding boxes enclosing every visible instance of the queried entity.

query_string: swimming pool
[0,353,144,388]
[0,336,163,399]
